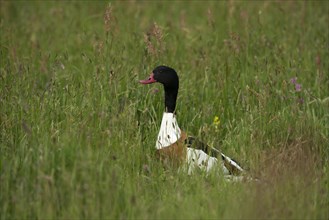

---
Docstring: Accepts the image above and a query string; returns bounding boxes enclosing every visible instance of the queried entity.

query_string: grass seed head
[207,8,215,28]
[144,33,156,56]
[144,22,165,57]
[104,3,113,34]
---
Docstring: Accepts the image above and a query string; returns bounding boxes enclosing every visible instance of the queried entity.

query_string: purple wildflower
[290,77,297,84]
[295,83,302,92]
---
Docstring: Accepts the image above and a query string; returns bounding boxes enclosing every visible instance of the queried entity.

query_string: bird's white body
[156,113,181,149]
[156,112,233,175]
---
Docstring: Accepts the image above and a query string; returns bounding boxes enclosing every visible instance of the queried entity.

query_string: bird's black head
[139,65,179,113]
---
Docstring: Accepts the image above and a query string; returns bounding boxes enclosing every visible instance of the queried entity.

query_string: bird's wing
[184,135,244,175]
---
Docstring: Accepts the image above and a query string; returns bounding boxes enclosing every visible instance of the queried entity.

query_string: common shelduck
[140,66,245,177]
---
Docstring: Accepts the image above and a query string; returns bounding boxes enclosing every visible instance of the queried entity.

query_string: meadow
[1,1,328,219]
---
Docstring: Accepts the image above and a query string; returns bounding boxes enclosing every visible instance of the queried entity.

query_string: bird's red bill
[139,73,157,84]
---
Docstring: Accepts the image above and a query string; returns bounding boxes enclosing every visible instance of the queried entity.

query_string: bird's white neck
[156,112,181,149]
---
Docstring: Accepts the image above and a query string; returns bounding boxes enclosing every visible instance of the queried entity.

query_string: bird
[139,65,245,177]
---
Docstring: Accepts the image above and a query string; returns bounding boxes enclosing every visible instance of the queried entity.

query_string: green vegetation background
[1,1,328,219]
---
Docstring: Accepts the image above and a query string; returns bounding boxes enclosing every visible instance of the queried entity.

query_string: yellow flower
[213,116,220,125]
[213,116,220,131]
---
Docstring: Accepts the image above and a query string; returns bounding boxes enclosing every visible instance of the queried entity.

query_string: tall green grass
[1,1,328,219]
